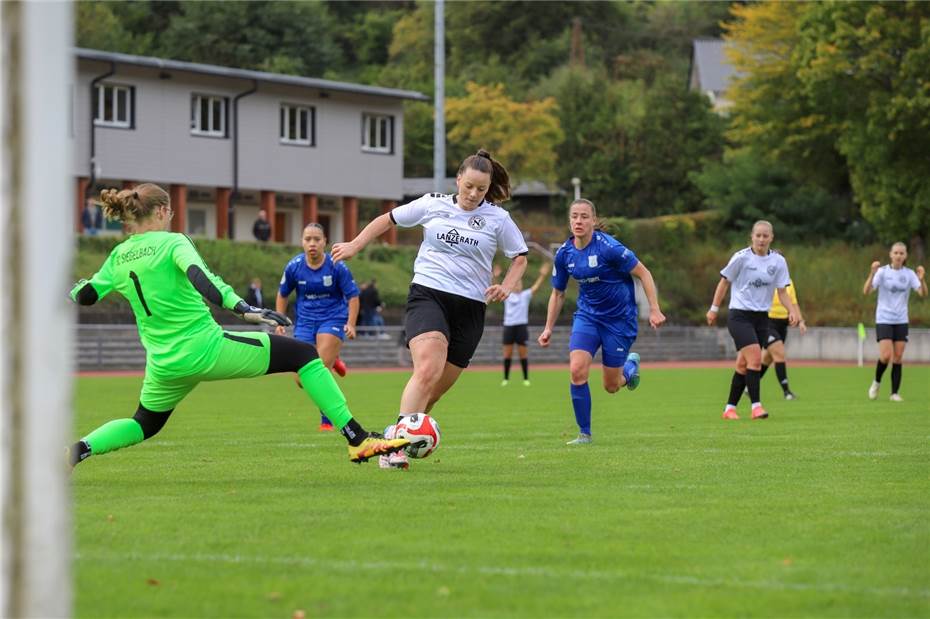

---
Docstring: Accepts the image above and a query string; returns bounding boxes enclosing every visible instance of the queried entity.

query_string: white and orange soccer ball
[394,413,441,459]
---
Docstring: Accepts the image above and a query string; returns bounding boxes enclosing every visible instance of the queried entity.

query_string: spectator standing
[253,209,272,242]
[243,277,265,308]
[82,199,103,236]
[359,278,387,338]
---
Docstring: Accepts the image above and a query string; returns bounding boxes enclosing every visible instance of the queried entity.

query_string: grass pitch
[73,365,930,618]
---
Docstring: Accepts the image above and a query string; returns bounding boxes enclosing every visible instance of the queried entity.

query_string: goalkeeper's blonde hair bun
[99,183,170,223]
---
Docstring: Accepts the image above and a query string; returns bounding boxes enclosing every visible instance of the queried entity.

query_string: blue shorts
[569,314,635,368]
[295,320,345,343]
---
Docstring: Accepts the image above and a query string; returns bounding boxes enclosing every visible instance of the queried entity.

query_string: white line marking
[74,551,929,599]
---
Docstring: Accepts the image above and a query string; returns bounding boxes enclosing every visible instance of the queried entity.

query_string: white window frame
[94,83,133,128]
[361,113,393,154]
[190,93,227,137]
[280,104,315,146]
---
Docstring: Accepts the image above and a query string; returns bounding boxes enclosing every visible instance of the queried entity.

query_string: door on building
[274,212,287,243]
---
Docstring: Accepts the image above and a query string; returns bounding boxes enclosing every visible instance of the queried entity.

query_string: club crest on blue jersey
[588,255,598,268]
[323,275,332,286]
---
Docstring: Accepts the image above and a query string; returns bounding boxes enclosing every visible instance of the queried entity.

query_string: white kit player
[332,149,528,469]
[707,220,801,420]
[863,242,927,401]
[500,263,549,386]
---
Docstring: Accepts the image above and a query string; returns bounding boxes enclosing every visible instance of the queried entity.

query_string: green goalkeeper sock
[83,418,145,456]
[297,358,353,430]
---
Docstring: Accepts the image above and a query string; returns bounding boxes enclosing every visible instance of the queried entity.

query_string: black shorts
[404,283,486,368]
[727,309,770,350]
[876,323,908,342]
[502,324,529,345]
[764,318,790,348]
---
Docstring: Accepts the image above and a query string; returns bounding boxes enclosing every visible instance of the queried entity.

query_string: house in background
[689,38,737,113]
[74,48,428,244]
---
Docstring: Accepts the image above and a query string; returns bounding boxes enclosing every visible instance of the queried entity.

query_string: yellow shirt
[769,279,798,319]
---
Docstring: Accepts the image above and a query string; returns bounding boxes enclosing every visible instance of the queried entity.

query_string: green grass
[73,366,930,618]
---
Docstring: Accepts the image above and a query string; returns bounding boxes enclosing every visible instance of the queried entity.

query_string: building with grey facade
[74,48,428,244]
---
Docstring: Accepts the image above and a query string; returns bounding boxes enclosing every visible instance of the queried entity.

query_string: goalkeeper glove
[233,301,292,327]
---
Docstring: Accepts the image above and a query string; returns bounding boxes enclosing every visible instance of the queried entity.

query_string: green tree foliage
[794,2,930,251]
[535,67,645,216]
[446,83,563,184]
[629,81,726,216]
[723,1,929,252]
[693,148,869,243]
[724,1,849,194]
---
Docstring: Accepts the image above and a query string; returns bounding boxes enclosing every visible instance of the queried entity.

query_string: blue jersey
[552,232,640,336]
[279,253,359,340]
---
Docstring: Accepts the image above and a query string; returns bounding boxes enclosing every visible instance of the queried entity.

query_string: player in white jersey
[332,150,528,469]
[500,262,550,386]
[863,242,927,402]
[707,221,800,420]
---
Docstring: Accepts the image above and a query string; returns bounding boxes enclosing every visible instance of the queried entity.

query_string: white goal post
[1,1,74,617]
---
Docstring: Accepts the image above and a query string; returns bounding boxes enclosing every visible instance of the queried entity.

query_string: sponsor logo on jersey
[436,227,479,247]
[750,278,769,288]
[588,255,599,268]
[580,276,601,284]
[468,215,486,230]
[323,275,333,287]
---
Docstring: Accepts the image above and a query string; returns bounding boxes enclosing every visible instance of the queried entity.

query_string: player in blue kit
[276,223,360,430]
[538,199,666,444]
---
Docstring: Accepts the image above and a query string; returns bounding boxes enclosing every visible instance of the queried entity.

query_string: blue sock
[570,382,592,435]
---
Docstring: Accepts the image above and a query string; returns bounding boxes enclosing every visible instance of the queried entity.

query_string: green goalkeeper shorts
[139,331,271,412]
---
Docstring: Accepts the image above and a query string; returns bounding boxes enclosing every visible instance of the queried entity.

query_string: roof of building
[403,178,564,198]
[690,38,737,94]
[76,47,430,102]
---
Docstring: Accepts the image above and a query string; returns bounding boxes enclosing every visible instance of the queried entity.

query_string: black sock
[875,361,888,383]
[503,358,512,379]
[759,363,770,379]
[746,369,761,404]
[69,440,91,467]
[727,372,746,407]
[341,419,366,446]
[775,362,789,392]
[891,363,902,394]
[520,358,528,380]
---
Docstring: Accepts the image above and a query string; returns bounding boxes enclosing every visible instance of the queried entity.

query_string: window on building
[187,209,207,236]
[361,113,393,154]
[190,94,228,137]
[280,104,315,146]
[94,83,134,128]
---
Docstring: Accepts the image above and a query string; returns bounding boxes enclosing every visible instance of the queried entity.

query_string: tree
[794,1,930,253]
[724,1,849,195]
[156,1,342,77]
[445,82,563,185]
[628,80,726,216]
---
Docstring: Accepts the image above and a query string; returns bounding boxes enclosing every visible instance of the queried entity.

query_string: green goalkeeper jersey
[72,231,244,375]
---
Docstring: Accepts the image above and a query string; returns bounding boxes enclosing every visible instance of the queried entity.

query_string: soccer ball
[394,413,441,459]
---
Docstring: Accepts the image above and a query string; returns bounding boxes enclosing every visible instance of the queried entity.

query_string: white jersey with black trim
[391,193,528,303]
[720,247,790,312]
[872,265,921,324]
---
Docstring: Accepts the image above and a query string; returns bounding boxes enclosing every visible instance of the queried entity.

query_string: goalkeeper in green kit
[69,183,408,467]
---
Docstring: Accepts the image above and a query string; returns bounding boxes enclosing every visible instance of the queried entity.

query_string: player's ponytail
[458,149,512,204]
[99,183,170,223]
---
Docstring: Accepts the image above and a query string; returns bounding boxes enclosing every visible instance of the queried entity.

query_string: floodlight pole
[433,0,445,193]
